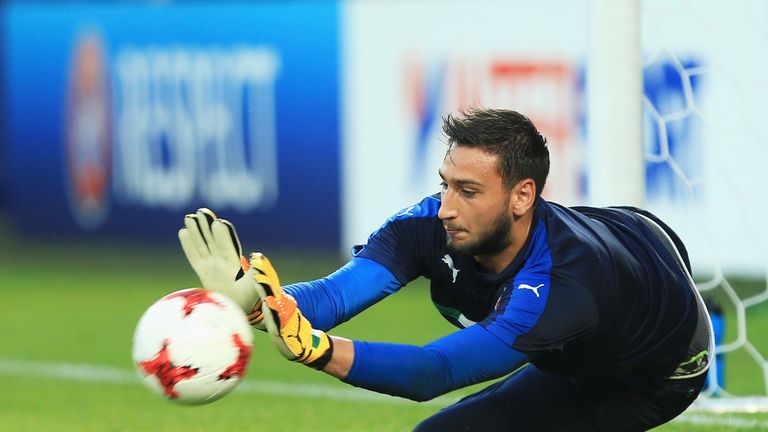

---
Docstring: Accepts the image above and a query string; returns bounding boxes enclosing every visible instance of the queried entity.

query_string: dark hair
[442,107,550,197]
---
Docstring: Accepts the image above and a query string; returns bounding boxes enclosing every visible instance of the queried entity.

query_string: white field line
[0,358,459,407]
[3,358,765,428]
[673,413,768,429]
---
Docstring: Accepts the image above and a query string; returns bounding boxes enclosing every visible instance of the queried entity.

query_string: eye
[460,189,477,198]
[439,182,448,191]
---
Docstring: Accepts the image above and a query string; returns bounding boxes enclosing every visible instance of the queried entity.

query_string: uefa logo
[64,31,112,230]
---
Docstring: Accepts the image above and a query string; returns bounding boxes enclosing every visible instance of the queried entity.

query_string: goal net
[591,0,768,413]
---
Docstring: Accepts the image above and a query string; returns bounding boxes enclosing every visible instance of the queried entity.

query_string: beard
[446,208,513,257]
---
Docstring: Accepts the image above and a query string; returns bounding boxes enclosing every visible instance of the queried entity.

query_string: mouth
[444,226,466,236]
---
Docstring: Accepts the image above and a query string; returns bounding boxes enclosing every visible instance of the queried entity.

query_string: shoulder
[521,201,604,276]
[364,194,442,239]
[351,194,444,284]
[538,201,602,245]
[534,200,611,272]
[387,194,441,222]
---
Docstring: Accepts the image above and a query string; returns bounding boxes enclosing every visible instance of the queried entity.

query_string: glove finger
[178,227,204,269]
[248,313,262,324]
[251,252,284,297]
[216,218,244,255]
[211,219,244,266]
[183,214,209,255]
[247,299,266,330]
[197,207,217,220]
[262,295,300,360]
[248,251,295,359]
[249,264,276,331]
[194,208,217,249]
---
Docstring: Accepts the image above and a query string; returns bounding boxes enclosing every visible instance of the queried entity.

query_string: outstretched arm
[283,257,402,331]
[252,251,528,400]
[325,326,529,402]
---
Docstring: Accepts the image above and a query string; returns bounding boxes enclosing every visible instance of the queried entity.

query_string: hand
[250,252,333,370]
[178,208,265,329]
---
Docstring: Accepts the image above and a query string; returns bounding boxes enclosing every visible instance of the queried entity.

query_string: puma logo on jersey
[518,283,544,297]
[442,254,459,283]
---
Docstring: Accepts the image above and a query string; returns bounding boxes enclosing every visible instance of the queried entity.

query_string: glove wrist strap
[306,335,334,370]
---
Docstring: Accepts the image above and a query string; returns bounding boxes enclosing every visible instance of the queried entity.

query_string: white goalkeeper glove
[178,208,265,329]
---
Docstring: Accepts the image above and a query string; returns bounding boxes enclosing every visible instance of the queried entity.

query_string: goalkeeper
[179,108,713,431]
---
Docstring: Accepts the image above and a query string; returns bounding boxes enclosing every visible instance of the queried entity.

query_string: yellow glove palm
[251,252,333,370]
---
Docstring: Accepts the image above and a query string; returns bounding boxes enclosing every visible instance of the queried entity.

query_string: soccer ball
[132,288,253,405]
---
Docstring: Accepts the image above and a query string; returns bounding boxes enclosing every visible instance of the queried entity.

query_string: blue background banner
[3,2,340,249]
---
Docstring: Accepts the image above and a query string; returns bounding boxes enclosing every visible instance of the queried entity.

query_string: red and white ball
[132,288,253,405]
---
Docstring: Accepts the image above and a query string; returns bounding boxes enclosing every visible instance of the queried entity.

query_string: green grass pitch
[0,236,767,431]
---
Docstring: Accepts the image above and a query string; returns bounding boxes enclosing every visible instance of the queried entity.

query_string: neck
[474,211,533,274]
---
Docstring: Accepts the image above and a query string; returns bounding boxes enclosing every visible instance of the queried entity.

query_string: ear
[509,178,536,217]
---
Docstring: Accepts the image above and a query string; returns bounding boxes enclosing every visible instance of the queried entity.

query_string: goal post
[586,0,644,208]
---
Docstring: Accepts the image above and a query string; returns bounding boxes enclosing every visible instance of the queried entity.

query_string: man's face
[438,145,513,256]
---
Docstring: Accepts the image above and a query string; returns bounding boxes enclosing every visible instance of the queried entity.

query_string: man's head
[438,108,549,261]
[442,108,550,195]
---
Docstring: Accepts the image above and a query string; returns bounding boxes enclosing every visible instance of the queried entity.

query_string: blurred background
[1,0,767,430]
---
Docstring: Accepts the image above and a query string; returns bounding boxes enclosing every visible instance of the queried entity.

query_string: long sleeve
[343,324,529,401]
[283,257,402,331]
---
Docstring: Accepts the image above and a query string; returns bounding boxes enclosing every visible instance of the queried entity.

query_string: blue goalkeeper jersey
[352,194,698,378]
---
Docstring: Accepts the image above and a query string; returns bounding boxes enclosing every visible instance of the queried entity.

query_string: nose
[438,191,457,221]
